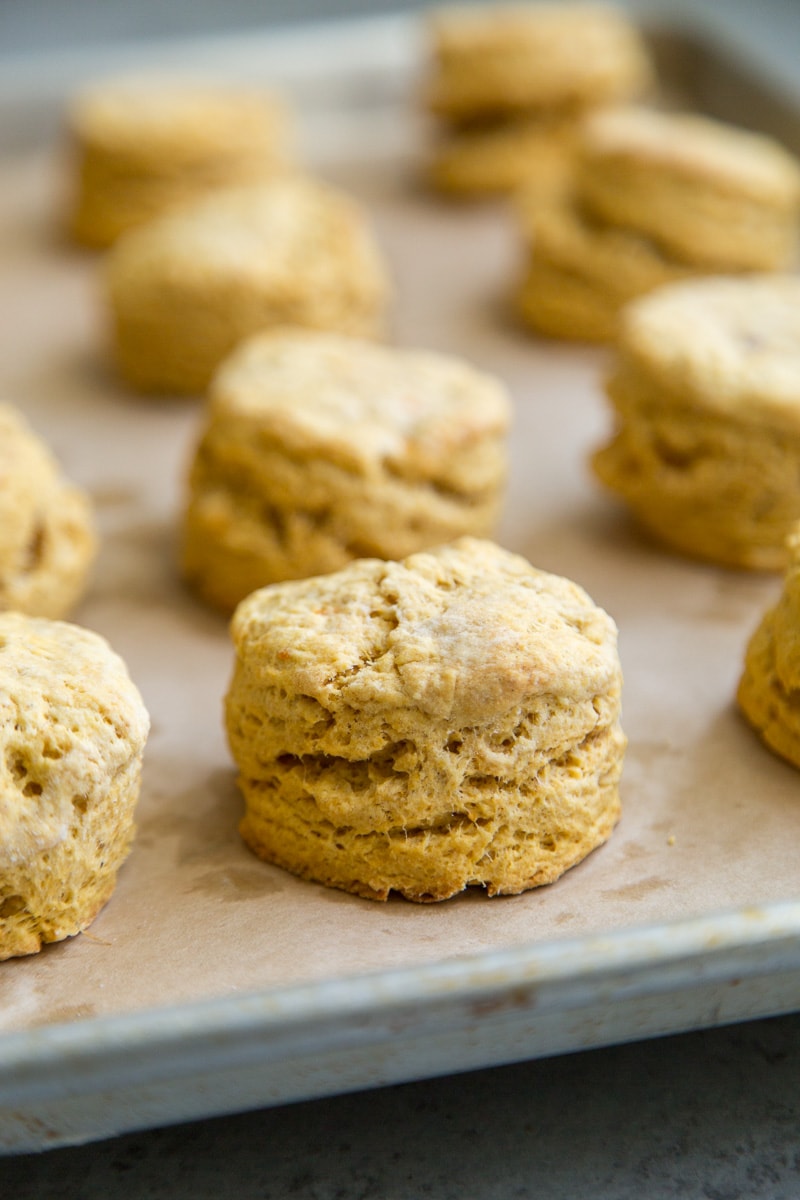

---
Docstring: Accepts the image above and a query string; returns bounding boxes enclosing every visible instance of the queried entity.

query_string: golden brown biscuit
[577,106,800,270]
[67,79,290,247]
[106,179,390,395]
[738,528,800,769]
[0,404,96,618]
[592,276,800,569]
[425,4,653,123]
[181,329,511,611]
[0,613,150,960]
[516,199,696,342]
[225,537,625,902]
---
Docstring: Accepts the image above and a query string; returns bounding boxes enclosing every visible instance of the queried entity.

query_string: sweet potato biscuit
[577,106,800,270]
[592,276,800,569]
[425,4,652,123]
[67,79,290,247]
[516,200,695,342]
[0,613,150,959]
[181,330,511,611]
[0,404,95,618]
[738,528,800,769]
[226,537,625,902]
[106,179,390,395]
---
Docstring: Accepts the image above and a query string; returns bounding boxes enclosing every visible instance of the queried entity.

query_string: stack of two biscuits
[424,3,653,200]
[517,105,800,342]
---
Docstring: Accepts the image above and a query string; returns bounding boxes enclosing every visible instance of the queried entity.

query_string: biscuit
[576,106,800,270]
[0,613,150,960]
[106,179,390,395]
[181,330,511,611]
[425,4,652,123]
[0,404,96,618]
[592,276,800,569]
[428,114,575,199]
[738,528,800,769]
[67,79,290,247]
[225,537,625,902]
[516,200,696,342]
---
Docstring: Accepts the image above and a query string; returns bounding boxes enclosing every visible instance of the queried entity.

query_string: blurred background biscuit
[181,329,511,610]
[576,105,800,271]
[106,177,390,395]
[515,104,800,342]
[66,78,291,247]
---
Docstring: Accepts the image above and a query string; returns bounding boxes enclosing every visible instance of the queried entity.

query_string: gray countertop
[3,2,800,1194]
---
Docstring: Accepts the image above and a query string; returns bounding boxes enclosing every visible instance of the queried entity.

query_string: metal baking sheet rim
[3,900,800,1152]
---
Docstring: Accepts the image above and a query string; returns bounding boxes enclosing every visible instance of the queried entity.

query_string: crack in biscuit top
[231,538,619,724]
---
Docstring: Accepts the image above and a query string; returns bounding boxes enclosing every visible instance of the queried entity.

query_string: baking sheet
[1,12,800,1151]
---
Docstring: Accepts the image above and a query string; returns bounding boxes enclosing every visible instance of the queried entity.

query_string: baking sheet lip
[2,895,800,1097]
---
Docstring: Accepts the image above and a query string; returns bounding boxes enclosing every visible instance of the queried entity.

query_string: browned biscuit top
[231,536,620,726]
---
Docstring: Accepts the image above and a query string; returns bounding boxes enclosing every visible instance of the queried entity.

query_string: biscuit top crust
[68,79,287,165]
[0,613,150,869]
[615,276,800,430]
[209,329,511,467]
[230,538,620,725]
[427,4,652,115]
[107,179,388,298]
[579,106,800,205]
